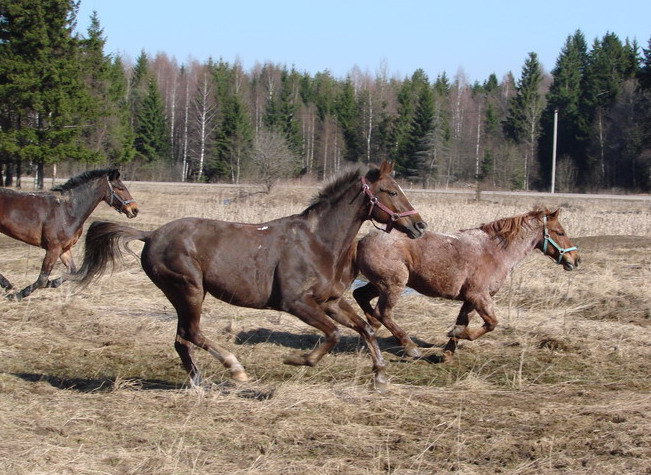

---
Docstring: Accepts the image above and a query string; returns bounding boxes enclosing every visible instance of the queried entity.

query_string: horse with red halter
[72,161,427,390]
[353,208,579,361]
[0,168,138,300]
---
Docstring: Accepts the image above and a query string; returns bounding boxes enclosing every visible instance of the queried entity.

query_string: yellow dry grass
[0,180,649,474]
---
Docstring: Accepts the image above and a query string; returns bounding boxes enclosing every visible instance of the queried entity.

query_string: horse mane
[478,208,545,245]
[51,168,117,193]
[303,164,372,212]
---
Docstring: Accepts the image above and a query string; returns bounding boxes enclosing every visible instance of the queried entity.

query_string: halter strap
[106,176,135,211]
[542,215,577,264]
[360,176,418,232]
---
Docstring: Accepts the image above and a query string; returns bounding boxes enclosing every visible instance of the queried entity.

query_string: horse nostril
[416,221,427,231]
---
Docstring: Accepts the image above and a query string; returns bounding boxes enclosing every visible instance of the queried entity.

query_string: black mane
[302,164,376,215]
[51,168,117,193]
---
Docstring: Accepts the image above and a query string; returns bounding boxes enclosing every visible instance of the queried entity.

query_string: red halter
[360,176,419,232]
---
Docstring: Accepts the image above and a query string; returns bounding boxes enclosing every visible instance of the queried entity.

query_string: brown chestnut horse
[0,168,138,300]
[72,162,427,390]
[353,208,579,361]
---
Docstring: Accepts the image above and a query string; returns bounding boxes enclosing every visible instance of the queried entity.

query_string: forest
[1,0,650,192]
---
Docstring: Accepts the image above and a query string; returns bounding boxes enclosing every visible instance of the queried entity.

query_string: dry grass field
[1,178,649,474]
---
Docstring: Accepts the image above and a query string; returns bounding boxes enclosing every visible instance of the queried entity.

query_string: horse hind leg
[353,282,382,329]
[163,284,248,386]
[8,250,59,300]
[47,250,77,289]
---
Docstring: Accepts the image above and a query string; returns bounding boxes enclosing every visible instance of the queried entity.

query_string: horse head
[539,208,580,271]
[105,169,139,218]
[361,161,427,239]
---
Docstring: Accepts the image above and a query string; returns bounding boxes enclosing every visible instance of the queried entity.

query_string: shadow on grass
[235,327,445,363]
[11,372,275,400]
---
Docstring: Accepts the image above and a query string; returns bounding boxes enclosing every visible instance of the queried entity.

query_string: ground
[0,181,649,473]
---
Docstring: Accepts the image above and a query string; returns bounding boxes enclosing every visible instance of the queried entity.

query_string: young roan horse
[353,208,580,362]
[72,162,427,390]
[0,168,138,300]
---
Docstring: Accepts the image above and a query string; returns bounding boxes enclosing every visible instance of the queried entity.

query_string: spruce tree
[504,52,545,189]
[335,79,363,163]
[78,11,134,164]
[134,78,170,162]
[0,0,89,187]
[538,30,590,190]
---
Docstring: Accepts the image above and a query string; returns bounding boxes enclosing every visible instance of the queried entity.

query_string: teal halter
[542,216,577,264]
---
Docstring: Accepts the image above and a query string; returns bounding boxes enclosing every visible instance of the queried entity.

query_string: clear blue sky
[76,0,650,83]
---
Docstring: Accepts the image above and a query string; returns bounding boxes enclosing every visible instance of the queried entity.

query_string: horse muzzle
[402,218,427,239]
[123,203,139,219]
[562,252,580,271]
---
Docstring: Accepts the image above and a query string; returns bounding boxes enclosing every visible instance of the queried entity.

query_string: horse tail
[71,221,150,288]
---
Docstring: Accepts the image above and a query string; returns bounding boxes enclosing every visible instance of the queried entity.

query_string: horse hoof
[283,353,310,366]
[231,370,249,382]
[404,347,422,358]
[373,375,389,393]
[442,351,455,363]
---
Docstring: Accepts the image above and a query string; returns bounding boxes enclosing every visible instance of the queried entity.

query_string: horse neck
[490,219,542,269]
[309,183,367,259]
[59,179,106,224]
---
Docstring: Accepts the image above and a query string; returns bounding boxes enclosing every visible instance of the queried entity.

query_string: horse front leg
[9,250,60,300]
[373,285,421,358]
[444,296,497,362]
[283,297,342,368]
[325,298,388,392]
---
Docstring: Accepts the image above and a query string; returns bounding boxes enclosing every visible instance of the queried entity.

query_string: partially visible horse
[0,168,138,300]
[72,161,427,390]
[353,208,580,361]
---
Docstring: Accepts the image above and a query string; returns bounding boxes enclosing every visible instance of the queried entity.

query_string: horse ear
[549,208,560,219]
[379,161,394,175]
[108,169,120,181]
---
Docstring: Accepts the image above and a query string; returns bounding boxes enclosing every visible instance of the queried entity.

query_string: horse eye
[383,189,398,197]
[557,231,565,236]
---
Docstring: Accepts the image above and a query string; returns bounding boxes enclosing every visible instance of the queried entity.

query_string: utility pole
[551,108,558,193]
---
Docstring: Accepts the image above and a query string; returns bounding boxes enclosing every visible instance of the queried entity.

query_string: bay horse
[353,208,580,361]
[72,161,427,390]
[0,168,138,300]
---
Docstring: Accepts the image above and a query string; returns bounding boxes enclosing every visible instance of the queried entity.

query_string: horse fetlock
[447,325,469,339]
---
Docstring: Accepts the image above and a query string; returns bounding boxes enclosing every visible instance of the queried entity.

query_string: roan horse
[353,208,580,361]
[72,162,427,390]
[0,168,138,300]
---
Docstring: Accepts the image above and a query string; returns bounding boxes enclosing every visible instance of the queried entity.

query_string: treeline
[1,1,650,191]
